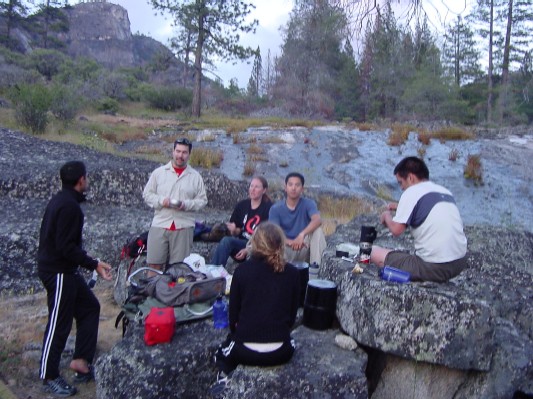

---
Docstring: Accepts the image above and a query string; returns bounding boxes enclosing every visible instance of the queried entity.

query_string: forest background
[0,0,532,136]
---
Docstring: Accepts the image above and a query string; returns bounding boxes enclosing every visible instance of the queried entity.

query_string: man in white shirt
[143,138,207,272]
[370,156,467,282]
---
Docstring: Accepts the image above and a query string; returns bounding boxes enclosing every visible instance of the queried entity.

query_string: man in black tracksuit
[38,161,112,397]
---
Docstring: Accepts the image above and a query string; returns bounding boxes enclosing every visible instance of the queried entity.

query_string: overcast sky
[107,1,473,88]
[109,0,293,88]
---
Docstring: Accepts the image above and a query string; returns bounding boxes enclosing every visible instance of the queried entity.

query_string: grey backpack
[115,262,226,335]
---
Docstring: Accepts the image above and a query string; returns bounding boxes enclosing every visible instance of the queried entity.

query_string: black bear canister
[359,225,377,263]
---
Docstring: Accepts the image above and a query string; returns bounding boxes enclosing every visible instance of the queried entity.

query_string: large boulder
[321,215,533,398]
[95,320,368,399]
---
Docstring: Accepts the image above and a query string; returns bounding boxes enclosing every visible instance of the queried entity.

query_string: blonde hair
[250,222,286,272]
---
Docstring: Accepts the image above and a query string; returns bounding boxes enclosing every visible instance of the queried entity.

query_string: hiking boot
[43,376,77,397]
[73,364,94,383]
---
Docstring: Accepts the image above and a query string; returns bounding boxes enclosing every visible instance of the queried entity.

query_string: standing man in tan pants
[143,138,208,272]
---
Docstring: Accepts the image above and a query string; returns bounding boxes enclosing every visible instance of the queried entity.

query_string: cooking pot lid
[308,279,336,289]
[336,242,359,256]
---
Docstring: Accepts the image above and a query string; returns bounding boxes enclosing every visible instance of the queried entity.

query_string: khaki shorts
[384,251,467,282]
[146,226,194,266]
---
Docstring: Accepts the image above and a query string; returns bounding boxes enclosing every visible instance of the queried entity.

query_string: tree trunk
[487,0,494,123]
[183,30,191,88]
[455,23,460,86]
[498,0,513,123]
[6,0,15,38]
[44,0,50,48]
[191,10,204,118]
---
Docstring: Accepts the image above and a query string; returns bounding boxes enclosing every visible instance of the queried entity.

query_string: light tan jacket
[143,162,207,229]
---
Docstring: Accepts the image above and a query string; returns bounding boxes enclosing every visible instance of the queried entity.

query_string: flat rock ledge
[95,321,368,399]
[321,215,533,399]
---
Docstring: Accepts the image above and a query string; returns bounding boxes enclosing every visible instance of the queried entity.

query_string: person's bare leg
[370,246,391,267]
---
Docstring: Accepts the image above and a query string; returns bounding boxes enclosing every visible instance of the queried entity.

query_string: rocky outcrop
[223,327,368,399]
[322,215,533,398]
[59,2,135,68]
[1,2,181,79]
[94,214,532,399]
[95,320,368,399]
[2,128,532,398]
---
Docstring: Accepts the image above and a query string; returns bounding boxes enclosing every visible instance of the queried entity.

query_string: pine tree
[468,0,533,122]
[149,0,258,117]
[262,49,275,99]
[358,3,410,119]
[0,0,28,43]
[274,0,348,116]
[247,47,262,98]
[334,39,362,120]
[170,5,197,88]
[442,16,483,86]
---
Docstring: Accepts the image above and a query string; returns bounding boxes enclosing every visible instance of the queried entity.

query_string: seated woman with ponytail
[211,222,300,395]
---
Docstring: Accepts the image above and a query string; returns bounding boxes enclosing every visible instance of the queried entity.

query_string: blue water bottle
[213,295,229,329]
[379,266,411,283]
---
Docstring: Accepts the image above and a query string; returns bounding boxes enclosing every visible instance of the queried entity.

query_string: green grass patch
[388,123,418,146]
[351,122,379,131]
[375,184,395,202]
[432,126,474,141]
[464,154,483,185]
[262,136,287,144]
[189,147,223,169]
[449,148,459,161]
[318,195,375,224]
[417,129,431,145]
[247,143,263,155]
[243,160,256,176]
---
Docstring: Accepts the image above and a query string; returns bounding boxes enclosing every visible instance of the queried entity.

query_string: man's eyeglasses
[174,138,192,149]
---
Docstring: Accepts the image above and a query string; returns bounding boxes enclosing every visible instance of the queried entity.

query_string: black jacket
[37,187,98,274]
[229,257,300,343]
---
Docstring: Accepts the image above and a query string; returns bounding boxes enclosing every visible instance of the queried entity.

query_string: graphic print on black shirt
[230,199,272,240]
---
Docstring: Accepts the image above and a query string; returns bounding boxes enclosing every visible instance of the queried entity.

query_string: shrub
[96,97,119,115]
[464,154,483,185]
[433,126,474,141]
[318,195,374,223]
[189,148,223,169]
[247,143,263,155]
[249,153,268,162]
[30,49,67,81]
[449,148,459,161]
[57,57,101,85]
[392,123,415,139]
[354,122,378,131]
[375,184,394,202]
[388,131,405,146]
[417,130,431,145]
[10,83,51,134]
[99,71,128,100]
[262,136,287,144]
[243,161,256,176]
[144,86,193,111]
[49,84,83,123]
